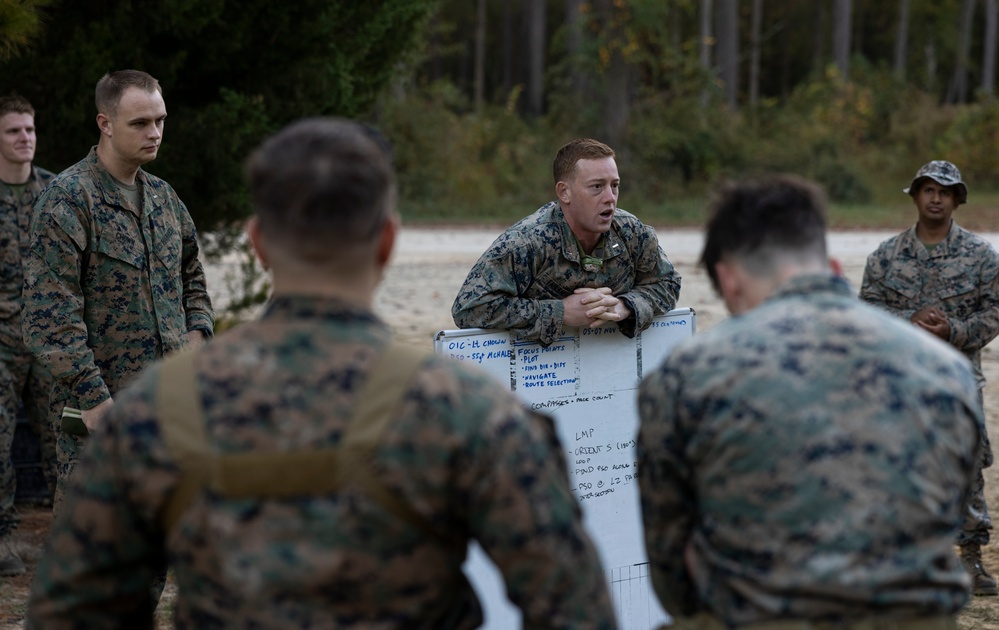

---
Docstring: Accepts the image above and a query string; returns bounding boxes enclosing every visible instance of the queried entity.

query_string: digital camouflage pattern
[452,201,680,346]
[0,165,56,534]
[860,222,999,390]
[638,274,981,626]
[27,296,616,629]
[860,221,999,546]
[21,147,214,511]
[904,160,968,204]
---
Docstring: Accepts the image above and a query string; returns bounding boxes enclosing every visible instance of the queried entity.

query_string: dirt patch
[4,227,999,628]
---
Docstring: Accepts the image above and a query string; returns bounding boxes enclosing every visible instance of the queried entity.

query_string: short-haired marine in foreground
[27,118,616,629]
[638,175,982,629]
[452,137,680,346]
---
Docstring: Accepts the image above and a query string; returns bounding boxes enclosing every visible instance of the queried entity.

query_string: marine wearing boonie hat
[904,160,968,205]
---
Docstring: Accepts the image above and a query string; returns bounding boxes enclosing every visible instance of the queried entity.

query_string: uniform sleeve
[26,385,167,628]
[177,200,215,337]
[22,187,110,409]
[949,246,999,354]
[617,227,680,337]
[636,359,700,617]
[452,234,567,347]
[859,249,915,321]
[459,382,616,628]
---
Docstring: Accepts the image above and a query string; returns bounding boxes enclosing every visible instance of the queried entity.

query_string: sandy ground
[5,226,999,628]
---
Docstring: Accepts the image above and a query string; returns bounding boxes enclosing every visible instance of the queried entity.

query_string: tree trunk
[526,0,547,117]
[926,38,938,95]
[946,0,976,103]
[474,0,486,113]
[984,0,997,96]
[502,0,514,97]
[700,0,714,69]
[749,0,763,108]
[566,0,587,98]
[894,0,910,81]
[594,0,630,148]
[833,0,852,80]
[813,0,827,74]
[717,0,739,109]
[700,0,713,105]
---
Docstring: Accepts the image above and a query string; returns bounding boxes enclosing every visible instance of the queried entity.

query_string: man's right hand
[82,398,114,432]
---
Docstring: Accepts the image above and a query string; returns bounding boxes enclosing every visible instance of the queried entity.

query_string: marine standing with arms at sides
[452,138,680,346]
[20,69,214,512]
[26,118,616,629]
[860,160,999,596]
[639,175,982,628]
[0,94,55,577]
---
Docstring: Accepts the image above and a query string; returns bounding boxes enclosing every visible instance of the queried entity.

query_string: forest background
[3,0,999,318]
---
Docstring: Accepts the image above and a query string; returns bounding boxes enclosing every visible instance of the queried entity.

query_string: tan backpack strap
[343,341,427,447]
[339,342,460,548]
[156,348,211,532]
[157,341,456,550]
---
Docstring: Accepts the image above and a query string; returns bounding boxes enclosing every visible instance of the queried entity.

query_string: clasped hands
[911,306,951,342]
[563,287,631,329]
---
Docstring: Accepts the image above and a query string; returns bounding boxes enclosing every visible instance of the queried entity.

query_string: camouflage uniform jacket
[0,165,54,348]
[451,201,680,346]
[860,221,999,390]
[21,147,214,410]
[27,296,616,630]
[637,274,981,625]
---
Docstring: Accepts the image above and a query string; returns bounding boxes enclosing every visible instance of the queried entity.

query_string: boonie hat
[903,160,968,205]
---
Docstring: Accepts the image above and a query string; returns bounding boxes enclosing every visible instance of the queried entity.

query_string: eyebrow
[126,113,167,124]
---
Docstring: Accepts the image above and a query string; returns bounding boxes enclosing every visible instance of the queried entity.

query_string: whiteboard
[434,308,696,629]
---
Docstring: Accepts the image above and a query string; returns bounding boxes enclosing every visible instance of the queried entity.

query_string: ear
[96,113,112,138]
[714,260,745,316]
[829,257,843,276]
[245,216,269,271]
[556,180,571,205]
[376,212,399,268]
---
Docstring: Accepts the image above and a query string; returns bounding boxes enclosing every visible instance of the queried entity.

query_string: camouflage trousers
[958,388,993,547]
[668,613,956,630]
[53,431,86,516]
[0,342,57,537]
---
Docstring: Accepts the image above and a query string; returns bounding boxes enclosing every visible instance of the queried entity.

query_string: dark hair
[95,70,162,118]
[246,117,395,263]
[553,138,615,184]
[701,175,828,292]
[0,94,34,118]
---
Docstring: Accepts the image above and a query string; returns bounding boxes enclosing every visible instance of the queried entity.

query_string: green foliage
[0,0,438,231]
[0,0,51,60]
[377,80,556,223]
[937,101,999,186]
[378,47,999,225]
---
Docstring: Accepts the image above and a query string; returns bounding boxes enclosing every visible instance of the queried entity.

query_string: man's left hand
[575,287,632,327]
[912,306,951,342]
